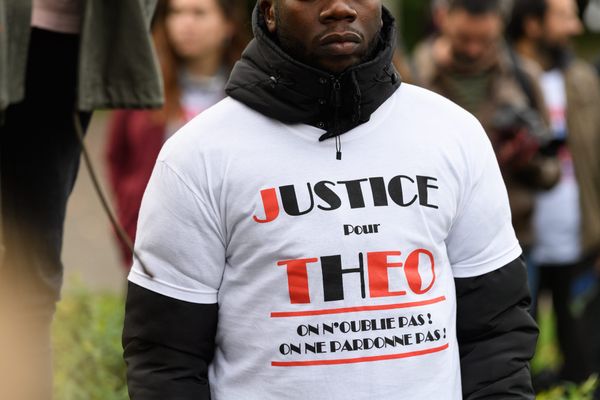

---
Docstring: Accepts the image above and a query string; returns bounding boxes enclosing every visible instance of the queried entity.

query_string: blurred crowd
[105,0,600,394]
[418,0,600,394]
[403,0,600,393]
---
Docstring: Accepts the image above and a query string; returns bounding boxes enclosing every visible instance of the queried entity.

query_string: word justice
[253,175,439,223]
[277,249,436,304]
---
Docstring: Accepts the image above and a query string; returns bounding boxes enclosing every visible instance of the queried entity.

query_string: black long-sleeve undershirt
[123,282,217,400]
[456,257,539,399]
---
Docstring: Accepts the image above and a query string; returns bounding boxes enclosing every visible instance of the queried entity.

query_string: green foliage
[537,375,598,400]
[52,287,128,400]
[533,302,598,399]
[397,0,430,51]
[532,305,562,374]
[51,286,596,399]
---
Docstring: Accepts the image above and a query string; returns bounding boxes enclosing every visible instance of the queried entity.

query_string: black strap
[507,47,540,112]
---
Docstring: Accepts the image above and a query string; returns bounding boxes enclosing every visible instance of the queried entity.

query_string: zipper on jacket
[331,77,342,160]
[332,77,341,107]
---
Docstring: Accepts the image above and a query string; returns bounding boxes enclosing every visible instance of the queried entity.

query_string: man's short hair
[447,0,503,15]
[506,0,548,42]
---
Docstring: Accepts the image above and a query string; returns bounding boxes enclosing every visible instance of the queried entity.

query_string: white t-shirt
[541,69,568,139]
[165,70,227,139]
[532,69,582,265]
[180,69,227,122]
[128,83,521,400]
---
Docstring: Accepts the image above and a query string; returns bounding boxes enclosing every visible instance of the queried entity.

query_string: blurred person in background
[0,1,162,399]
[413,0,560,262]
[105,0,249,268]
[508,0,600,389]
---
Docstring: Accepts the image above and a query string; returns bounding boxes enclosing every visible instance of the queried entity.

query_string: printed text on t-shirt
[253,175,439,223]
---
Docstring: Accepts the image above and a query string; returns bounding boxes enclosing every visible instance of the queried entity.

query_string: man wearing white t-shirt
[123,1,538,399]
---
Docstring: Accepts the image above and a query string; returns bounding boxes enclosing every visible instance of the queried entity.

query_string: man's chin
[311,55,363,74]
[447,48,498,75]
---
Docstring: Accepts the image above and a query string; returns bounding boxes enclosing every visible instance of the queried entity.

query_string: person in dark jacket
[0,1,163,399]
[122,1,538,399]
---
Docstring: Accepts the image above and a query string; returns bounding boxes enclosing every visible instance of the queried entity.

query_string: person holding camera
[508,0,600,388]
[413,0,560,256]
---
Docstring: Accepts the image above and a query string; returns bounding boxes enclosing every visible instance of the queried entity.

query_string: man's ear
[259,0,277,33]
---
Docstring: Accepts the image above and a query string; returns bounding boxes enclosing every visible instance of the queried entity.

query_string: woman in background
[106,0,249,268]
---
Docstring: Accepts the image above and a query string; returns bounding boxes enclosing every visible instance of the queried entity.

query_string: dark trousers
[533,262,594,383]
[0,28,91,399]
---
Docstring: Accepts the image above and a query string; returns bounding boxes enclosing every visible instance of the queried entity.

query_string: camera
[490,104,562,171]
[493,104,551,145]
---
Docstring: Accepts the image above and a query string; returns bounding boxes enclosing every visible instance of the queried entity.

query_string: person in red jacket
[105,0,249,267]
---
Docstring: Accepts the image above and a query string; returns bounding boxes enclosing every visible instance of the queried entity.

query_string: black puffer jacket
[226,6,401,142]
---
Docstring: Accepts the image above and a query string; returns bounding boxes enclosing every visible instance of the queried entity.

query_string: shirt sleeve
[128,159,226,304]
[446,119,522,278]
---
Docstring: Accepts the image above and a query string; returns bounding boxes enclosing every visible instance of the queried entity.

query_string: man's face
[443,9,503,72]
[540,0,583,49]
[260,0,383,74]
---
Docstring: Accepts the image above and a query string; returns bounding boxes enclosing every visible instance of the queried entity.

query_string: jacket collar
[225,5,401,142]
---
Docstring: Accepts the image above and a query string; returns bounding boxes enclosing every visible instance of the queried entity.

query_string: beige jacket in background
[564,59,600,256]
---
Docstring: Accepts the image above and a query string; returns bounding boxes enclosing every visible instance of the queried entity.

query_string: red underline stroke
[271,343,450,367]
[270,296,446,318]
